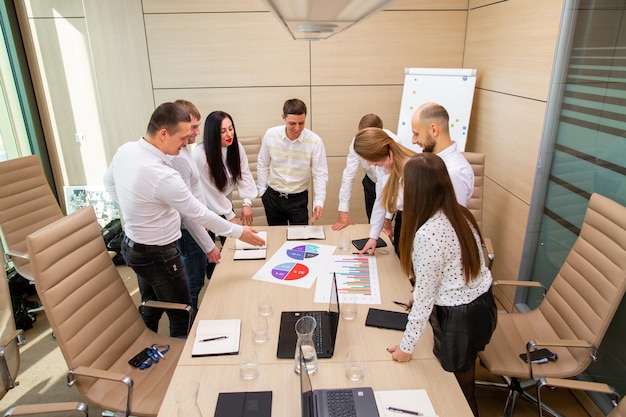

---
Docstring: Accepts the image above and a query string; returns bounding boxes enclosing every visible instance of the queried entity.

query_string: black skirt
[429,288,497,373]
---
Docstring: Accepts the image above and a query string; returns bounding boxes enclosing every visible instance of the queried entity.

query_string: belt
[124,236,177,252]
[267,187,306,199]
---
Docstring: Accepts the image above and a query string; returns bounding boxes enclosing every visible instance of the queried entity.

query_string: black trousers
[362,174,376,222]
[262,187,309,226]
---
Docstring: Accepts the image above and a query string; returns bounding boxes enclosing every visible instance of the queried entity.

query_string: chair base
[476,377,565,417]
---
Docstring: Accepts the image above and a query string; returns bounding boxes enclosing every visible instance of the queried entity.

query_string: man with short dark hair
[104,102,264,337]
[257,98,328,225]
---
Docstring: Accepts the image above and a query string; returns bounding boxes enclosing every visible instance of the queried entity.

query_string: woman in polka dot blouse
[387,153,497,417]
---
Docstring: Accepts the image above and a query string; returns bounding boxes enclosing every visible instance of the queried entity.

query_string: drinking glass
[345,346,365,381]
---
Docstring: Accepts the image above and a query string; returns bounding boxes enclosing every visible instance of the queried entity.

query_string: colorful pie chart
[286,244,320,260]
[271,262,309,281]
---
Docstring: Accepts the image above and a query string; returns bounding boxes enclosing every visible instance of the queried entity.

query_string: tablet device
[365,308,408,331]
[352,237,387,250]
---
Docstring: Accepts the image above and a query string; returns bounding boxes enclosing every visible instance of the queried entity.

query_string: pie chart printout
[271,262,309,281]
[286,244,320,260]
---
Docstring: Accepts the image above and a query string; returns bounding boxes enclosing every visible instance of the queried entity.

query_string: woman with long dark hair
[192,110,257,226]
[387,153,496,417]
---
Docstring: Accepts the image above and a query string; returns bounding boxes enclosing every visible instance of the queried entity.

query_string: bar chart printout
[334,255,381,305]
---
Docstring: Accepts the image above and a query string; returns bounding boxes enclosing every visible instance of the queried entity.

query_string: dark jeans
[177,228,208,314]
[362,174,376,222]
[261,187,309,225]
[121,238,192,338]
[205,232,226,281]
[393,211,402,257]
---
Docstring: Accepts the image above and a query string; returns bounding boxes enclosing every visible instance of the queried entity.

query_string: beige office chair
[0,155,64,281]
[1,262,88,416]
[26,206,186,417]
[463,152,494,269]
[477,193,626,417]
[231,136,267,226]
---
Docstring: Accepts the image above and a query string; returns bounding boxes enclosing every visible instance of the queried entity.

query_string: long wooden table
[157,224,472,416]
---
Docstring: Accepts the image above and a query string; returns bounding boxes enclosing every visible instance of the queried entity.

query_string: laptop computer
[277,273,340,359]
[299,346,380,417]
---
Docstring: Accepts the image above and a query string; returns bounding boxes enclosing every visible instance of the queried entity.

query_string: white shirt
[400,210,493,353]
[337,128,399,213]
[169,147,215,253]
[257,125,328,208]
[192,141,258,221]
[103,138,243,245]
[437,142,474,207]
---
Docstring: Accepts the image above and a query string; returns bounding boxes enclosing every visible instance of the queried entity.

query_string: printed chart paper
[314,255,381,305]
[251,240,336,288]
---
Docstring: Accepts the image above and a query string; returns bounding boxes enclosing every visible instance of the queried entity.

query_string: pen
[352,252,372,256]
[200,336,228,342]
[387,406,422,415]
[393,301,408,308]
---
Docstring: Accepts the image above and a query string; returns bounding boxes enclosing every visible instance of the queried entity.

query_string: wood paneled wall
[16,0,566,307]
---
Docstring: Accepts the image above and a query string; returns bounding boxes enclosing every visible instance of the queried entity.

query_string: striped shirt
[257,125,328,208]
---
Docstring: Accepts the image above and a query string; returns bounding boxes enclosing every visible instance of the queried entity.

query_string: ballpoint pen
[387,406,422,415]
[200,336,228,342]
[393,301,408,308]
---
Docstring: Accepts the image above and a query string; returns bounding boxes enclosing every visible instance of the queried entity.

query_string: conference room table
[156,224,473,417]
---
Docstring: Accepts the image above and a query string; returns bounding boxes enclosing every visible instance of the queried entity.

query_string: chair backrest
[231,136,267,226]
[539,193,626,359]
[26,206,146,390]
[0,156,64,279]
[0,266,20,399]
[463,151,484,230]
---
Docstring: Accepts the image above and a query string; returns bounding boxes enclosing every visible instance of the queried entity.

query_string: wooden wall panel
[83,0,155,159]
[468,89,543,204]
[311,85,403,157]
[145,13,310,89]
[22,0,84,18]
[468,0,501,8]
[485,177,530,310]
[311,10,467,85]
[464,0,563,101]
[153,86,311,138]
[142,0,266,13]
[389,0,469,9]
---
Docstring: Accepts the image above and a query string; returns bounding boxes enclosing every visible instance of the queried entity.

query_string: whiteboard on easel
[396,68,477,152]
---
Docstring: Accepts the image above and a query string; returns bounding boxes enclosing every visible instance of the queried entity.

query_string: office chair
[463,152,494,269]
[477,193,626,417]
[231,136,267,226]
[0,155,64,281]
[25,206,187,417]
[1,262,88,416]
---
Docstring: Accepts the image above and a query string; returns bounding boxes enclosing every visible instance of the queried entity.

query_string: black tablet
[351,237,387,250]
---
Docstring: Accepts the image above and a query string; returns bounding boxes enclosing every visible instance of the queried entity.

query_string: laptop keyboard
[301,312,324,353]
[326,390,357,417]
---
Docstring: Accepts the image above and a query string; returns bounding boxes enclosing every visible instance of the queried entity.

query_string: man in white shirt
[257,98,328,225]
[103,102,264,337]
[170,99,219,314]
[411,102,473,206]
[332,114,399,231]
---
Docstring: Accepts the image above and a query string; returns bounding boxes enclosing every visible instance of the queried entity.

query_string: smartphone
[128,348,152,367]
[519,348,558,364]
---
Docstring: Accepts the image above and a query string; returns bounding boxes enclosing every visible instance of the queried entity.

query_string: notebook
[287,226,326,240]
[234,231,267,260]
[276,274,340,359]
[214,391,272,417]
[299,346,380,417]
[365,308,408,331]
[191,319,241,357]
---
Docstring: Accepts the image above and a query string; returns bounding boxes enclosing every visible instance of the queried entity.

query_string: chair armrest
[525,339,598,379]
[4,249,29,262]
[68,366,133,416]
[141,300,193,334]
[493,280,548,296]
[0,329,23,349]
[482,238,494,269]
[537,377,620,415]
[4,402,88,416]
